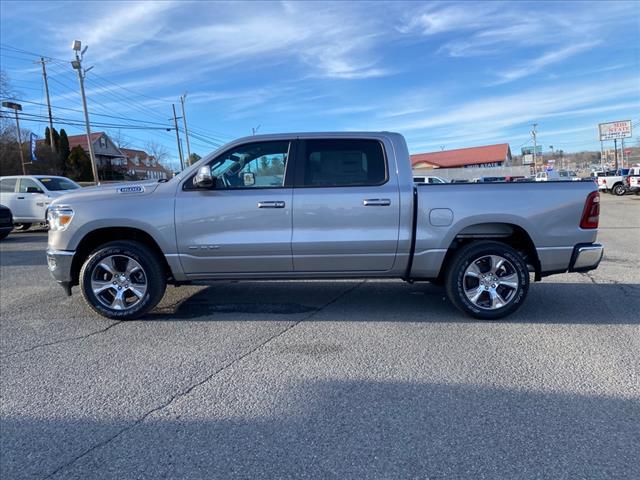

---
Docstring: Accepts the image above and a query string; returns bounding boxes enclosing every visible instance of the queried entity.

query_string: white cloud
[491,42,598,84]
[51,1,392,81]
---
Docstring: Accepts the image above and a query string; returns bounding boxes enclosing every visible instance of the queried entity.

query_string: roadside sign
[522,154,534,165]
[521,146,542,155]
[598,120,632,141]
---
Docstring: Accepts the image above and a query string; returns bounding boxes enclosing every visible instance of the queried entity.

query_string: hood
[50,181,163,206]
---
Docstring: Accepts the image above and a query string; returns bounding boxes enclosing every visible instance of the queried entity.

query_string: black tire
[13,223,31,231]
[612,183,626,196]
[80,241,166,320]
[0,230,9,240]
[445,241,529,320]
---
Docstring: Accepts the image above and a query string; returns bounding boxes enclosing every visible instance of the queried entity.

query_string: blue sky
[1,0,639,169]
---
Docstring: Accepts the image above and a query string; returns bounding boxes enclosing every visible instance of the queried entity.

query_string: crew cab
[597,168,630,196]
[0,175,81,230]
[46,132,603,321]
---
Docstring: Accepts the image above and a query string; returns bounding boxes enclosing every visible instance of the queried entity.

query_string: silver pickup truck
[46,132,603,320]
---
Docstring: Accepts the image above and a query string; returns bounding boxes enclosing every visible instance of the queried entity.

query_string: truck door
[175,140,294,275]
[0,178,18,214]
[16,178,47,221]
[291,138,400,272]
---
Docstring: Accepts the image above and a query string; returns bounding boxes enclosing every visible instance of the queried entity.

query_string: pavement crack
[1,321,124,359]
[41,280,365,479]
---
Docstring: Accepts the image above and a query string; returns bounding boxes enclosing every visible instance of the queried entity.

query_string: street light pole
[2,101,26,174]
[71,40,100,185]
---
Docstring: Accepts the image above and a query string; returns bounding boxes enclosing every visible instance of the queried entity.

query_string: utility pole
[71,40,99,184]
[531,123,538,172]
[252,124,261,136]
[38,57,55,152]
[172,104,184,170]
[179,93,192,164]
[2,101,27,174]
[614,139,618,170]
[621,138,625,169]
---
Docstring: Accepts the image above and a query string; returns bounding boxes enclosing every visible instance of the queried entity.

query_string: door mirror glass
[194,166,214,188]
[243,172,256,186]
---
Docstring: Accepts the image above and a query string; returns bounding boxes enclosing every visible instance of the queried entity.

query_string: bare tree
[146,141,171,166]
[109,129,131,150]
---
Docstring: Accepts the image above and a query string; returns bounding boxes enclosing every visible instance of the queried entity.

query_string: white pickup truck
[597,168,630,196]
[625,166,640,195]
[46,132,604,321]
[0,175,82,229]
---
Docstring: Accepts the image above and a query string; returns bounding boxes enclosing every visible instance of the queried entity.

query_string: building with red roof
[411,143,512,169]
[40,131,170,180]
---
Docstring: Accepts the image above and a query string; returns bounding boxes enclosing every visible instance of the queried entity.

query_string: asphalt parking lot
[1,194,638,479]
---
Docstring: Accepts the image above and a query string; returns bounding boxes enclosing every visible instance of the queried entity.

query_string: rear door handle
[257,201,285,208]
[363,198,391,206]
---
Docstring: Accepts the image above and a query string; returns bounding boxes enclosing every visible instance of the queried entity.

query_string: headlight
[47,206,74,231]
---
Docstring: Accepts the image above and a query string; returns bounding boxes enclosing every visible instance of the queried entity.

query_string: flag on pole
[30,133,38,162]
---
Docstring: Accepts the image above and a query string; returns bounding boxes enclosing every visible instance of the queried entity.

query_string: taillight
[580,191,600,229]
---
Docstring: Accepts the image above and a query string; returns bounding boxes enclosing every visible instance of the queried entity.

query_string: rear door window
[298,139,387,187]
[0,178,17,193]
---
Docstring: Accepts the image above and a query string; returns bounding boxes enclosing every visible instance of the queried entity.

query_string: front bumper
[568,243,604,272]
[46,248,75,295]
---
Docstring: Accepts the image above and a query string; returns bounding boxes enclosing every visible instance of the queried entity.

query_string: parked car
[471,176,506,183]
[596,169,630,196]
[0,175,81,230]
[625,166,640,195]
[535,171,561,181]
[558,171,581,181]
[0,204,13,240]
[504,176,526,182]
[46,132,603,321]
[413,175,448,184]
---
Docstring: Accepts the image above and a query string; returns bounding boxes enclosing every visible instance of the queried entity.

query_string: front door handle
[363,198,391,207]
[17,196,25,200]
[257,201,285,208]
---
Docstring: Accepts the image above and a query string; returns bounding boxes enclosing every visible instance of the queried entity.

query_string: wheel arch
[436,222,541,283]
[70,227,173,286]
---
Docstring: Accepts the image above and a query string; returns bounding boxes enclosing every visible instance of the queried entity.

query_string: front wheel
[80,241,166,320]
[445,241,529,320]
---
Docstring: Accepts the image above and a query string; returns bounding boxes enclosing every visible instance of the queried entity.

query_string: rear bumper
[46,248,75,295]
[568,243,604,272]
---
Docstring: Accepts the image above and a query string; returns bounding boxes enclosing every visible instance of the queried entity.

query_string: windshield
[38,177,81,191]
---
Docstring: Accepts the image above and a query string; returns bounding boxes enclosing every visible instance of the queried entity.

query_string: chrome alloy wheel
[90,254,148,311]
[463,254,519,310]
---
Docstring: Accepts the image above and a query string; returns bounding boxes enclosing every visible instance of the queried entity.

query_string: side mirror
[243,172,255,186]
[26,187,43,194]
[194,166,214,188]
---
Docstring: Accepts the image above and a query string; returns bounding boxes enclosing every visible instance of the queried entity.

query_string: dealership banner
[30,132,38,162]
[598,120,632,141]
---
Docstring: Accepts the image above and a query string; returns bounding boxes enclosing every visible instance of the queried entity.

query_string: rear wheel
[80,241,166,320]
[612,183,626,196]
[0,231,9,240]
[13,223,31,231]
[445,241,529,320]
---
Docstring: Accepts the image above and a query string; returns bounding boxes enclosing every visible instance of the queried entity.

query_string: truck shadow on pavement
[146,280,640,325]
[2,379,637,479]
